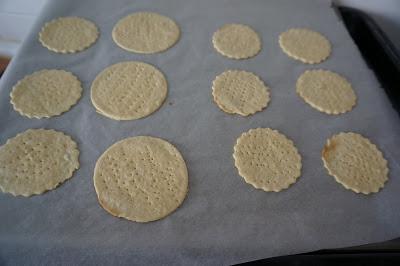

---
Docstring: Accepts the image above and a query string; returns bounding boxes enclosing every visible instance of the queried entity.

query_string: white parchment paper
[1,0,400,264]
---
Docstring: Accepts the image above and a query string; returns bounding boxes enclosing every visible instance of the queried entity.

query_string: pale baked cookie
[112,12,180,54]
[212,70,270,116]
[0,129,79,197]
[10,70,82,118]
[322,132,389,194]
[39,17,98,53]
[296,70,356,114]
[279,28,331,64]
[212,24,261,59]
[93,136,188,222]
[233,128,302,192]
[91,61,167,120]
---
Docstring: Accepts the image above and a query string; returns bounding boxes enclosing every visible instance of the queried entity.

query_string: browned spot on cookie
[322,139,336,159]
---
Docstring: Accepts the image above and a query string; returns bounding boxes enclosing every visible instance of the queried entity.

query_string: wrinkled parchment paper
[1,0,400,264]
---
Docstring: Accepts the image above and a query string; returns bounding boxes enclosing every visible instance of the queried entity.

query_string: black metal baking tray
[338,7,400,117]
[239,6,400,266]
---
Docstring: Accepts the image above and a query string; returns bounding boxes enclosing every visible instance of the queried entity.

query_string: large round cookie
[93,136,188,222]
[112,12,180,54]
[91,61,167,120]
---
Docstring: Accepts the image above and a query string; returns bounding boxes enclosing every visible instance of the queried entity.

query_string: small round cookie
[10,70,82,118]
[93,136,188,222]
[296,70,356,114]
[279,28,331,64]
[112,12,180,54]
[233,128,302,192]
[322,132,389,194]
[212,24,261,59]
[39,17,99,53]
[0,129,79,197]
[91,61,167,120]
[212,70,270,116]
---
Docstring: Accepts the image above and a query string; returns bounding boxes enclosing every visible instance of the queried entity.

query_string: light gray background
[335,0,400,51]
[1,0,400,265]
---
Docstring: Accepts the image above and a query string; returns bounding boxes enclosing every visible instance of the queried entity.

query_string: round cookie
[296,70,356,114]
[10,70,82,118]
[91,61,167,121]
[39,17,98,53]
[212,24,261,59]
[212,70,270,116]
[322,132,389,194]
[0,129,79,197]
[279,28,331,64]
[93,136,188,222]
[112,12,180,54]
[233,128,302,192]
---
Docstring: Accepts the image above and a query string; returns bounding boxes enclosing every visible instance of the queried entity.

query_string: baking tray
[1,0,400,265]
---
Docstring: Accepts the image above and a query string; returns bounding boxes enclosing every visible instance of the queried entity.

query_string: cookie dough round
[91,61,167,120]
[296,70,356,114]
[93,136,188,222]
[212,70,270,116]
[233,128,302,192]
[0,129,79,197]
[322,132,389,194]
[39,17,99,53]
[112,12,180,54]
[10,70,82,118]
[279,28,331,64]
[212,24,261,59]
